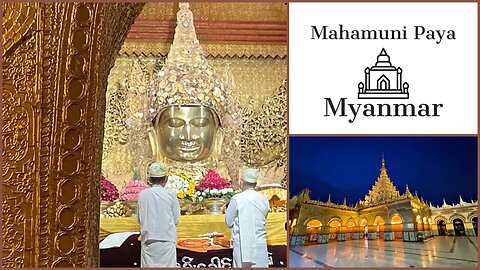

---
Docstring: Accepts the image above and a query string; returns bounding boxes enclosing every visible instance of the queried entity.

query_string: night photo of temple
[289,137,478,268]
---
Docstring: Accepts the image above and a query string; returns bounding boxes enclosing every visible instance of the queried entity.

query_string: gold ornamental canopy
[147,2,240,124]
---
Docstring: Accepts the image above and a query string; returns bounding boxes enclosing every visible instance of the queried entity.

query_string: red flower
[101,175,119,201]
[197,169,231,191]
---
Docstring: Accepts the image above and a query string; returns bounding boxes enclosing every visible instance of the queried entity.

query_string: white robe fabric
[225,189,270,268]
[137,185,180,268]
[141,240,177,268]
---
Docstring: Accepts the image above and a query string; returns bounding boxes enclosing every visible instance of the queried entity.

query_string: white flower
[202,192,206,196]
[196,191,201,196]
[212,188,218,194]
[221,189,228,194]
[199,197,204,202]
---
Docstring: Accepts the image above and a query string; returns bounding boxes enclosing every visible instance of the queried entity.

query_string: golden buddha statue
[141,3,242,185]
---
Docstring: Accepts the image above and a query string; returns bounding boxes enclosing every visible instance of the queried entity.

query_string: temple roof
[361,157,401,206]
[431,195,478,210]
[296,157,433,211]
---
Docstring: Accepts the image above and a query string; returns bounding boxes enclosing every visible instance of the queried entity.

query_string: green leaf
[133,170,142,180]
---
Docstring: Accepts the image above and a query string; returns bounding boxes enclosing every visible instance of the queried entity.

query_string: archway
[346,220,356,240]
[360,219,368,239]
[453,219,466,236]
[437,220,447,235]
[328,219,342,240]
[472,217,478,236]
[377,75,390,90]
[391,214,403,239]
[374,216,385,239]
[306,219,322,243]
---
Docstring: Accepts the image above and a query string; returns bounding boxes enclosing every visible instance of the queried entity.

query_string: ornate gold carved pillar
[2,3,144,267]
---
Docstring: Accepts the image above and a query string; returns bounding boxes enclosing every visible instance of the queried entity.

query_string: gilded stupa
[361,157,401,206]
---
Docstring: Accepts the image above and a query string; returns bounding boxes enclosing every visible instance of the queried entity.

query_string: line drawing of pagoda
[358,49,409,99]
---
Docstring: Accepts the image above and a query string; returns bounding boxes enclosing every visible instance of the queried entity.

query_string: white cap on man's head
[149,162,168,177]
[241,168,259,184]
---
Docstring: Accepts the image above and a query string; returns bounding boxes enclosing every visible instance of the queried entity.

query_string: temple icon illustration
[358,49,409,99]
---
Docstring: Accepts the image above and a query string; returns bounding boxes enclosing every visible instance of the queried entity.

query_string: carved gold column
[2,2,144,267]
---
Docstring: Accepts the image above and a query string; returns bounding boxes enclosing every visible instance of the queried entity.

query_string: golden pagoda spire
[459,195,465,205]
[404,184,412,197]
[327,194,331,204]
[363,156,401,206]
[343,197,347,206]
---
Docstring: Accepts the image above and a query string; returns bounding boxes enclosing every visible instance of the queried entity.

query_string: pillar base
[384,232,395,241]
[290,235,306,246]
[337,233,347,241]
[402,231,417,242]
[317,234,329,244]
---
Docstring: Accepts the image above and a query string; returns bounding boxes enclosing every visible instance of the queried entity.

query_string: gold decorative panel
[2,2,37,56]
[2,2,144,267]
[137,2,287,22]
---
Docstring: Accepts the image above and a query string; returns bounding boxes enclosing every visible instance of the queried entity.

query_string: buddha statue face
[151,105,220,162]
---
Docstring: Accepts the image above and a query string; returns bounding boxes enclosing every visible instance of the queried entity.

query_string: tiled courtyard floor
[289,236,478,267]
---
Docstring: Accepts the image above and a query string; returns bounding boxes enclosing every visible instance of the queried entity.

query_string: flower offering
[119,179,149,201]
[165,172,196,199]
[100,175,119,201]
[196,169,235,201]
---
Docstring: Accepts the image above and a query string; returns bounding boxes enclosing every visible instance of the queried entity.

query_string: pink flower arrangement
[119,180,149,201]
[197,169,231,191]
[100,175,119,201]
[195,170,235,201]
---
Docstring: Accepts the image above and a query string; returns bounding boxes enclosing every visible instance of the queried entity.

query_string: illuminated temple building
[289,158,478,245]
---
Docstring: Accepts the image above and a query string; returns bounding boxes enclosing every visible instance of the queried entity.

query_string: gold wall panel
[2,2,144,267]
[138,2,287,22]
[2,2,37,56]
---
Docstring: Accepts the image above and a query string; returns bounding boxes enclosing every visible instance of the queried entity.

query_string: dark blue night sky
[289,137,477,207]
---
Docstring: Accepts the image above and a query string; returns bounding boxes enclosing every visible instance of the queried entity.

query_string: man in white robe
[225,168,270,268]
[137,162,180,268]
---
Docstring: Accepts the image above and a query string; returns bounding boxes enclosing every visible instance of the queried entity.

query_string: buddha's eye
[166,118,185,128]
[191,118,211,127]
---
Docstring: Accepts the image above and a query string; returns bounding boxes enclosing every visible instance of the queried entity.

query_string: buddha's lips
[179,145,200,152]
[178,140,201,152]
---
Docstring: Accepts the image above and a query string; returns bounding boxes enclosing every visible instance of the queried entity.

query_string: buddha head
[149,104,221,162]
[143,2,241,181]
